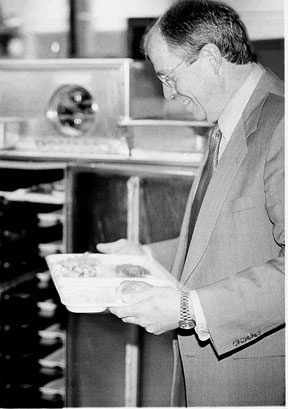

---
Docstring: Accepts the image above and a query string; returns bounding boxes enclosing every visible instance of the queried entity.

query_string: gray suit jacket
[149,68,285,406]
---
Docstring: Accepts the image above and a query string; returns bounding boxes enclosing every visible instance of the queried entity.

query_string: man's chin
[184,104,206,121]
[186,109,207,122]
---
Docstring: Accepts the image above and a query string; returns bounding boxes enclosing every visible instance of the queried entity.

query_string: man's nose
[162,85,176,100]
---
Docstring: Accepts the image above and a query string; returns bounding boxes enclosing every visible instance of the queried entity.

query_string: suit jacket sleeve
[147,238,179,272]
[197,117,284,356]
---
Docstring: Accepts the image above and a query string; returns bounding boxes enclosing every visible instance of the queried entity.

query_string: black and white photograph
[0,0,285,407]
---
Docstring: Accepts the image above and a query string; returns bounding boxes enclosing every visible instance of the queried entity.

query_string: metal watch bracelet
[179,290,196,330]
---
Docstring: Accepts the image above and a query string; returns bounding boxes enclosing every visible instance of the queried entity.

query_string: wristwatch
[179,290,196,330]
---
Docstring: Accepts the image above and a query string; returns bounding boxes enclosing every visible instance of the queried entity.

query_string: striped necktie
[185,123,222,258]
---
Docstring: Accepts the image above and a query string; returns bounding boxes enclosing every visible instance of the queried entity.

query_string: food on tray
[53,253,101,278]
[115,263,150,278]
[51,253,151,279]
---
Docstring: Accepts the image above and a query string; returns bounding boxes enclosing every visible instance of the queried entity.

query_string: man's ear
[199,43,222,75]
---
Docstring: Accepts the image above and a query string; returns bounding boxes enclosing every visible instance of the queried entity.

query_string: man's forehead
[148,33,180,74]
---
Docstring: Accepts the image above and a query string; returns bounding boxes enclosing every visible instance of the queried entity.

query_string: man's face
[148,31,221,122]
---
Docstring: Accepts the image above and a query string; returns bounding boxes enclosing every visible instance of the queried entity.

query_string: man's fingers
[110,297,150,317]
[110,306,136,319]
[121,287,154,303]
[119,280,153,296]
[96,239,144,255]
[96,239,127,253]
[96,242,114,253]
[122,317,139,325]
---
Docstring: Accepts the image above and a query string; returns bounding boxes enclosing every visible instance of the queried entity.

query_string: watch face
[179,320,196,330]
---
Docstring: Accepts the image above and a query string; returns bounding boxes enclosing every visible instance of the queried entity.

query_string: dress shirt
[191,63,264,340]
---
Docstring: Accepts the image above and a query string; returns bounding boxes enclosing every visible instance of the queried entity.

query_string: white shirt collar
[218,63,264,145]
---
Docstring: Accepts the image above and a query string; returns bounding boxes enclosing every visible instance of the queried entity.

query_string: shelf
[40,377,65,398]
[0,149,129,163]
[37,299,58,318]
[0,164,66,409]
[118,116,213,127]
[130,148,204,165]
[0,268,39,294]
[39,347,65,370]
[0,188,64,204]
[39,323,65,342]
[39,241,64,258]
[0,160,65,170]
[0,150,204,168]
[38,211,64,228]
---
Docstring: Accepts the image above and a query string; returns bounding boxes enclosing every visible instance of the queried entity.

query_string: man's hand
[110,282,180,335]
[96,239,145,256]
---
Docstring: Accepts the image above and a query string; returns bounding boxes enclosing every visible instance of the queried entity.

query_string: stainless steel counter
[0,58,210,162]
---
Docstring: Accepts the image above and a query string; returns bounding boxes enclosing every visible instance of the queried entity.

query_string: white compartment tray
[46,253,176,313]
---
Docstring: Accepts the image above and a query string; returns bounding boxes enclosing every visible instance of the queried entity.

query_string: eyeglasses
[157,56,197,88]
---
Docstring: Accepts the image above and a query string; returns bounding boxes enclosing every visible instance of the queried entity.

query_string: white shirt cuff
[190,290,210,341]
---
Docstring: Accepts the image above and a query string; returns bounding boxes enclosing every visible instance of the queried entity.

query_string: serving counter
[0,156,196,407]
[0,58,208,407]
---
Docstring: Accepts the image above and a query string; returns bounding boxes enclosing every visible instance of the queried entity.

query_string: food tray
[46,253,176,313]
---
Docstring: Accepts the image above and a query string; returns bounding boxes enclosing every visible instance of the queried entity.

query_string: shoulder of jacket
[260,93,284,125]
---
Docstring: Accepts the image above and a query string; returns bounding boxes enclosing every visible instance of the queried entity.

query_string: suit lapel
[180,119,248,284]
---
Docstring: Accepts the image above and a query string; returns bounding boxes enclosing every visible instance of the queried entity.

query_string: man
[97,0,285,406]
